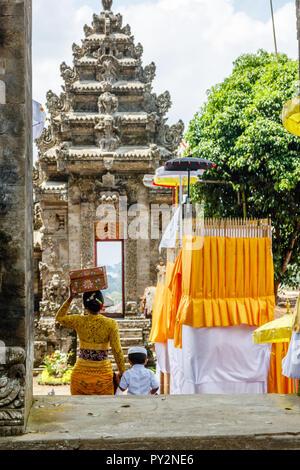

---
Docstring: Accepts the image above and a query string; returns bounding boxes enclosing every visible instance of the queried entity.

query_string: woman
[56,289,125,395]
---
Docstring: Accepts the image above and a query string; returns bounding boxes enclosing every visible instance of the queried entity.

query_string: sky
[33,0,298,132]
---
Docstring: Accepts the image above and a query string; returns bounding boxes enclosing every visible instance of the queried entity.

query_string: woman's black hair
[83,291,104,313]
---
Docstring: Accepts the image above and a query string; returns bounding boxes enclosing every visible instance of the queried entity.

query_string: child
[119,346,159,395]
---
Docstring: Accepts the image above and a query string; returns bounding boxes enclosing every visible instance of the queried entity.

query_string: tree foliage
[186,50,300,294]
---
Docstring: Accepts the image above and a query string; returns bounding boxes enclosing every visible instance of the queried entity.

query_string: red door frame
[94,238,125,318]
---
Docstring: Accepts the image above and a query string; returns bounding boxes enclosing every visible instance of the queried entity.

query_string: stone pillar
[0,0,33,436]
[136,183,150,302]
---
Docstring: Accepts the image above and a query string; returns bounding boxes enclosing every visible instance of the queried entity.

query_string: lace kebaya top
[56,299,125,374]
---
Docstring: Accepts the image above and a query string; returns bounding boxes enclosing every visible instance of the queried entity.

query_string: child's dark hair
[128,352,147,364]
[83,291,104,313]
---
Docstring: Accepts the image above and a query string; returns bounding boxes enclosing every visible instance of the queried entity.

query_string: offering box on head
[69,267,108,295]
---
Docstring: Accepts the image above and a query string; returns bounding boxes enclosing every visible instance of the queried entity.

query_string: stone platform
[0,394,300,450]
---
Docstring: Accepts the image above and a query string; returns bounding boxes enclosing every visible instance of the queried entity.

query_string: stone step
[117,337,144,347]
[115,319,151,329]
[118,328,144,339]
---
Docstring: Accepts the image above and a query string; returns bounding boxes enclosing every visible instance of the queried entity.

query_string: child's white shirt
[120,364,159,395]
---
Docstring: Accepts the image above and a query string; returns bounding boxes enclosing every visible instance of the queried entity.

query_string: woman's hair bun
[83,290,104,312]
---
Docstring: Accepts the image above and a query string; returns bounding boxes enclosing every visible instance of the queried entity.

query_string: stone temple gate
[33,0,184,365]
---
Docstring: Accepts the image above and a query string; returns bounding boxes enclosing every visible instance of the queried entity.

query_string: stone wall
[0,0,33,436]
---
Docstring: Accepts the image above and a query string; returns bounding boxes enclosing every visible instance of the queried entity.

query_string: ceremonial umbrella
[281,96,300,137]
[153,165,203,189]
[164,157,216,199]
[253,310,293,344]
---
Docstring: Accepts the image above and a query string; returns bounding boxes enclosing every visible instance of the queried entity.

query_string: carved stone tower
[34,0,184,364]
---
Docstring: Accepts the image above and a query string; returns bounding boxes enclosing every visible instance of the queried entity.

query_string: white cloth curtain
[169,325,272,394]
[282,332,300,380]
[167,339,185,394]
[154,342,170,374]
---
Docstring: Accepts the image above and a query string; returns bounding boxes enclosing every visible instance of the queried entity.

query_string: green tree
[186,50,300,298]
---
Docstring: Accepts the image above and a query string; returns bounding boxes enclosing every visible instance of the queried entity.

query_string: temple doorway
[95,240,124,317]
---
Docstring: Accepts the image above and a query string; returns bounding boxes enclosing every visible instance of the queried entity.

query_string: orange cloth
[150,262,175,344]
[167,252,182,341]
[172,236,275,348]
[70,358,114,395]
[267,342,295,394]
[149,282,166,343]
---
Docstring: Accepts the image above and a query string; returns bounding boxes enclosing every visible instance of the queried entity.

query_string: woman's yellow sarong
[70,358,114,395]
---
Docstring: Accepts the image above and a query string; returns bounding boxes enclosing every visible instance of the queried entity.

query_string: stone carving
[157,119,185,151]
[143,62,156,84]
[134,42,143,60]
[122,24,131,36]
[95,115,120,151]
[157,90,172,116]
[115,13,123,29]
[92,13,101,30]
[143,91,158,114]
[72,42,85,60]
[96,57,119,83]
[101,172,116,187]
[150,143,160,160]
[60,62,78,90]
[55,142,70,172]
[83,24,93,37]
[34,203,43,231]
[46,90,72,117]
[38,261,49,281]
[146,112,157,133]
[99,191,119,203]
[43,273,68,307]
[104,16,111,36]
[49,239,59,267]
[80,206,95,267]
[102,0,113,11]
[35,125,56,153]
[0,347,25,413]
[98,92,118,114]
[69,176,101,203]
[103,157,115,171]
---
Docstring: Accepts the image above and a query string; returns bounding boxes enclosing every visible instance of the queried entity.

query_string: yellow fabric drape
[172,236,275,348]
[167,252,182,342]
[267,342,295,394]
[149,282,166,344]
[149,262,175,344]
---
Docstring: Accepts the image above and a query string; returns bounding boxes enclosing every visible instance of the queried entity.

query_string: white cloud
[33,0,298,132]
